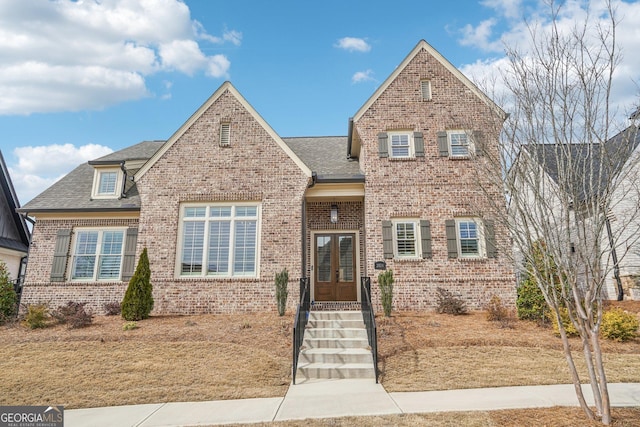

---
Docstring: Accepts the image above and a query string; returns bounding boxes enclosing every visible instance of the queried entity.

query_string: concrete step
[305,328,368,339]
[307,319,365,329]
[296,362,376,380]
[308,311,363,321]
[303,337,370,349]
[298,348,373,364]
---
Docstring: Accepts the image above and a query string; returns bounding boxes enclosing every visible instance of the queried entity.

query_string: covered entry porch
[304,184,365,304]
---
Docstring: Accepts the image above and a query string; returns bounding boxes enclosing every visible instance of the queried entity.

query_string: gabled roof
[19,141,163,213]
[135,81,312,180]
[0,151,29,251]
[525,125,640,202]
[351,40,506,123]
[283,136,364,182]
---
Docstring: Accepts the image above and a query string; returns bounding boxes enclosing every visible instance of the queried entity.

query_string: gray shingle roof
[526,126,640,202]
[20,135,364,213]
[19,141,163,213]
[283,136,363,182]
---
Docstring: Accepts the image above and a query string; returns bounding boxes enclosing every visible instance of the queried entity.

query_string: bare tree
[475,1,640,424]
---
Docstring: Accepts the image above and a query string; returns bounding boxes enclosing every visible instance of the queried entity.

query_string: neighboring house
[514,124,640,300]
[0,151,30,288]
[18,40,515,314]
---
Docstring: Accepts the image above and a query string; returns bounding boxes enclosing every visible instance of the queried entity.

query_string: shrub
[51,301,93,329]
[274,268,288,316]
[121,248,154,321]
[122,321,138,331]
[0,262,17,323]
[378,270,394,317]
[601,308,639,342]
[23,304,50,329]
[486,295,510,322]
[103,302,121,316]
[436,287,467,315]
[548,307,579,337]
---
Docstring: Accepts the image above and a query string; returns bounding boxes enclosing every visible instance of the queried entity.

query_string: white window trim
[447,130,474,158]
[69,227,126,281]
[392,219,421,259]
[388,131,414,159]
[91,167,124,199]
[455,218,485,258]
[176,202,262,278]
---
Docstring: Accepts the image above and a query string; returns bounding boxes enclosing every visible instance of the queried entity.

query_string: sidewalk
[66,381,640,427]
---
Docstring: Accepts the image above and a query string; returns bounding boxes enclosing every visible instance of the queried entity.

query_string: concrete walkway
[66,381,640,427]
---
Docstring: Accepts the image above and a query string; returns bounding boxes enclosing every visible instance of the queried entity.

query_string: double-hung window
[393,220,419,258]
[92,168,123,199]
[389,132,412,158]
[179,204,260,277]
[448,131,470,157]
[71,229,125,280]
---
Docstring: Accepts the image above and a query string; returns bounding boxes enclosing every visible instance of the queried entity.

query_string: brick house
[18,40,515,314]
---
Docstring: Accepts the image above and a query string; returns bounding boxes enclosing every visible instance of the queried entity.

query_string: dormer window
[92,167,123,199]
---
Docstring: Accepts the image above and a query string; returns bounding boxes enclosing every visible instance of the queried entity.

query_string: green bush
[122,321,138,331]
[516,275,552,324]
[23,304,50,329]
[436,287,467,315]
[548,307,579,337]
[275,268,288,316]
[601,308,639,342]
[0,261,17,323]
[121,248,154,321]
[378,270,394,317]
[51,301,93,329]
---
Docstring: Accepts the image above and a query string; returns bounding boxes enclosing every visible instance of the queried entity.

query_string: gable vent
[220,123,231,146]
[421,80,431,101]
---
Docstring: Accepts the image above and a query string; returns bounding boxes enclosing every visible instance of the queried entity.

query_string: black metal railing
[292,277,310,384]
[361,276,379,383]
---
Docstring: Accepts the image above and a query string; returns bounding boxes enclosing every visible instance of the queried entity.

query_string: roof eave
[315,174,365,184]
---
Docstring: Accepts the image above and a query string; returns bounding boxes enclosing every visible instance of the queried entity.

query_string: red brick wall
[355,47,516,310]
[21,218,138,313]
[135,89,310,314]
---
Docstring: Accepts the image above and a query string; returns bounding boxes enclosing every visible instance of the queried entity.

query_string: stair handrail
[360,276,379,383]
[292,277,310,384]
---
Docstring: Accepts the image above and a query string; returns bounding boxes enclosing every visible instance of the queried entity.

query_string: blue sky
[1,0,639,204]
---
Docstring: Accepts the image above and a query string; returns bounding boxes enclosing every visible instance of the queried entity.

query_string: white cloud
[336,37,371,53]
[352,70,376,84]
[10,143,114,203]
[0,0,241,115]
[459,18,503,52]
[480,0,523,20]
[459,0,640,121]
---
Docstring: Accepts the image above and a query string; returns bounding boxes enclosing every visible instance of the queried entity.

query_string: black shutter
[378,132,389,158]
[50,229,72,282]
[473,130,484,156]
[420,220,432,258]
[445,220,458,259]
[485,220,497,258]
[414,132,425,157]
[121,227,139,281]
[382,220,393,259]
[437,131,449,157]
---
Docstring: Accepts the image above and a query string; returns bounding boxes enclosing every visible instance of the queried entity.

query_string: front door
[314,233,357,301]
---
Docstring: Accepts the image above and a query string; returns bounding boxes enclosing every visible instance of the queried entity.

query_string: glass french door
[314,233,357,301]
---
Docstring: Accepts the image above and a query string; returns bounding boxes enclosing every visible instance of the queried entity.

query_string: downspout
[347,118,354,159]
[605,216,623,300]
[119,161,127,199]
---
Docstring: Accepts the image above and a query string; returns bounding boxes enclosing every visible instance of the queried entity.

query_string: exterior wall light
[330,204,338,224]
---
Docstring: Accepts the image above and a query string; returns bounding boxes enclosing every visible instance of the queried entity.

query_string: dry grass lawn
[0,301,639,425]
